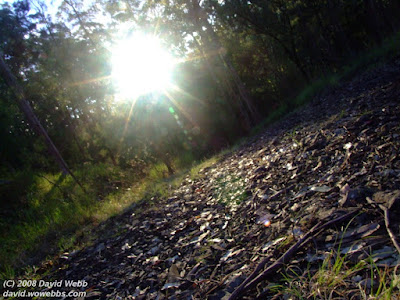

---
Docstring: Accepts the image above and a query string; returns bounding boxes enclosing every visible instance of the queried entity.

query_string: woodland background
[0,0,399,273]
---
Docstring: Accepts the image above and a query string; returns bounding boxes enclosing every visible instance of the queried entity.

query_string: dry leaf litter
[38,59,400,299]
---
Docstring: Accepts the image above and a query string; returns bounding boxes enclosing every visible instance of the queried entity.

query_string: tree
[0,52,83,189]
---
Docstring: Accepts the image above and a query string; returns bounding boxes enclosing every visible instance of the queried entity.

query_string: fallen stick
[228,210,357,300]
[381,205,400,255]
[265,185,295,202]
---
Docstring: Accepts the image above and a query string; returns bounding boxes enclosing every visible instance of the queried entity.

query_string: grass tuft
[274,218,400,299]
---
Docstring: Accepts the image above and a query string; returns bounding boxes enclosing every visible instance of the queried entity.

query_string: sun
[111,33,175,99]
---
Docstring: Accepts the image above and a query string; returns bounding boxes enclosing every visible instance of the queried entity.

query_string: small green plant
[213,174,247,206]
[280,267,307,299]
[57,234,78,252]
[287,127,302,147]
[360,254,400,299]
[275,246,400,300]
[309,250,365,299]
[148,162,169,180]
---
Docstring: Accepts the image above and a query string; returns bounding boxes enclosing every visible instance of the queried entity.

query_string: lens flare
[111,33,175,99]
[263,219,271,227]
[256,213,274,227]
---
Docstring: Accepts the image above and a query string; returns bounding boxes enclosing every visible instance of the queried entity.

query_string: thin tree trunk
[0,53,85,190]
[187,0,261,129]
[193,33,253,131]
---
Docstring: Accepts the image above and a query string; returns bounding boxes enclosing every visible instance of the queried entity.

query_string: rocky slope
[40,59,400,299]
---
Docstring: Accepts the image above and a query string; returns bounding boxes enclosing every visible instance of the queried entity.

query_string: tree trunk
[0,53,84,190]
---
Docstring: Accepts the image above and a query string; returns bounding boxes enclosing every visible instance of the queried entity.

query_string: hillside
[22,59,400,299]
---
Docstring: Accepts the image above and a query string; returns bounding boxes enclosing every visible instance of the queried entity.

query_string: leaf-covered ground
[36,59,400,299]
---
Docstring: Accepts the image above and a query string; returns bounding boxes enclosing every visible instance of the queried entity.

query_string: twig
[186,262,201,280]
[267,184,295,202]
[381,205,400,255]
[37,173,60,186]
[228,210,357,300]
[229,224,320,300]
[204,274,229,297]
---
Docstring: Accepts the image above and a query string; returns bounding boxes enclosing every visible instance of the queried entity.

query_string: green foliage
[189,155,221,179]
[339,32,400,81]
[148,162,170,180]
[0,264,15,280]
[249,29,400,139]
[293,76,339,107]
[174,151,197,170]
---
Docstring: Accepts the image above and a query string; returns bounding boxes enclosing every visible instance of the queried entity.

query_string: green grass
[277,248,399,299]
[0,165,108,275]
[189,152,224,179]
[273,217,400,299]
[250,103,288,136]
[0,152,222,278]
